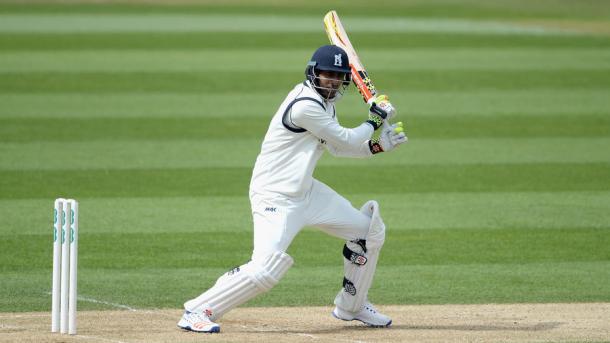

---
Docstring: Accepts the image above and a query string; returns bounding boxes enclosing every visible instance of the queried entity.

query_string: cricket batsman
[178,45,407,333]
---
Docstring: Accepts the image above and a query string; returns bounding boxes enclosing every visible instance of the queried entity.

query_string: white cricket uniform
[183,80,387,319]
[249,80,375,262]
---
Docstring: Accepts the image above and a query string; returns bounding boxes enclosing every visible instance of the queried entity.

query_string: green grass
[1,163,610,199]
[3,70,610,93]
[2,228,609,310]
[1,0,609,20]
[0,0,609,312]
[3,32,610,51]
[1,115,609,142]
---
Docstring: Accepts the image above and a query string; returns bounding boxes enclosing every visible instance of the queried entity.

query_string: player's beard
[315,82,346,102]
[323,88,337,99]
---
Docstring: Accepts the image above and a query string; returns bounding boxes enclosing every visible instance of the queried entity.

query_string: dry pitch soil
[1,303,609,343]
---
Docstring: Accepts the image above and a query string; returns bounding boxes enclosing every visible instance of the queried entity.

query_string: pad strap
[342,244,368,266]
[342,277,357,296]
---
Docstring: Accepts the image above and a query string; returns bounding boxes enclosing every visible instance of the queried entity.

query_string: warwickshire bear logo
[334,54,343,67]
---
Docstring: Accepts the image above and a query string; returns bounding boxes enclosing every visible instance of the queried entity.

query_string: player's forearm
[326,139,373,158]
[317,122,374,151]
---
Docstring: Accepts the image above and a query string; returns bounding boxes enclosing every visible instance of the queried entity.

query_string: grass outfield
[1,0,609,313]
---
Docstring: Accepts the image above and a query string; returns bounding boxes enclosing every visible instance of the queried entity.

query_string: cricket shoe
[177,310,220,333]
[332,302,392,327]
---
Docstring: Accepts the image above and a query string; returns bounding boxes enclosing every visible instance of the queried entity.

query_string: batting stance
[178,45,407,333]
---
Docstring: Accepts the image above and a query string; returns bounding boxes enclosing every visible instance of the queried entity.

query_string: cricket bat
[323,10,388,118]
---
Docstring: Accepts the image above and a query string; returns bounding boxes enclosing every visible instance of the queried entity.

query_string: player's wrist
[366,117,382,130]
[368,138,384,154]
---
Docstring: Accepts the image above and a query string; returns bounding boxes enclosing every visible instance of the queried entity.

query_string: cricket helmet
[305,45,351,101]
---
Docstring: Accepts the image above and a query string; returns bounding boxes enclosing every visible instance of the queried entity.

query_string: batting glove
[367,95,396,129]
[368,122,407,154]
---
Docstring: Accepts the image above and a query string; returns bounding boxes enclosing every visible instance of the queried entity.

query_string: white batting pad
[334,200,386,313]
[361,200,385,250]
[184,251,293,320]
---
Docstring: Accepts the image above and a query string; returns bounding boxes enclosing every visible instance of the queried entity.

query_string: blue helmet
[305,45,351,101]
[306,45,350,74]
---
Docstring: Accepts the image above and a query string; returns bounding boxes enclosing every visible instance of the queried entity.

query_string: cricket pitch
[2,303,609,342]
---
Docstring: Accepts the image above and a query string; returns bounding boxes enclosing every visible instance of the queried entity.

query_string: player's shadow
[281,321,562,334]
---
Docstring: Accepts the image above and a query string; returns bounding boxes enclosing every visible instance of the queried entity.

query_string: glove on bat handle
[369,102,388,119]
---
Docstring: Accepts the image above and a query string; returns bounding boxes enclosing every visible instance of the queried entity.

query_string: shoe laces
[364,303,378,314]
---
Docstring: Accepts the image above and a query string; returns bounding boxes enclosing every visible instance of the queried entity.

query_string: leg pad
[185,251,293,320]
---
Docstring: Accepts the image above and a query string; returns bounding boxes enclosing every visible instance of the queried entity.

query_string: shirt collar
[303,79,332,105]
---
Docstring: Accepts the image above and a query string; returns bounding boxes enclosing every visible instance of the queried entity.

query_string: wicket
[51,198,79,335]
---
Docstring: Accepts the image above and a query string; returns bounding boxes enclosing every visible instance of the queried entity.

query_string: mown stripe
[0,93,288,118]
[1,115,607,142]
[2,260,610,310]
[0,1,608,20]
[2,137,609,171]
[2,227,608,271]
[2,70,610,93]
[1,32,608,52]
[399,90,610,117]
[370,261,610,305]
[2,192,608,235]
[0,163,608,199]
[2,49,609,72]
[1,90,608,118]
[0,14,581,35]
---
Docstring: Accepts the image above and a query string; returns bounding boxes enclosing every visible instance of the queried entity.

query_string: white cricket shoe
[332,302,392,327]
[177,310,220,333]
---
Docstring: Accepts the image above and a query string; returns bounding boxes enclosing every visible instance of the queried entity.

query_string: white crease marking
[45,292,176,319]
[77,295,138,311]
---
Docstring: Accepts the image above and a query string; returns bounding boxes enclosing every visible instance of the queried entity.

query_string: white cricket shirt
[250,81,374,198]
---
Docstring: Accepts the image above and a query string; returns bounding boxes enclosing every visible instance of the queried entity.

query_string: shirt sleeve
[324,140,373,158]
[290,100,374,155]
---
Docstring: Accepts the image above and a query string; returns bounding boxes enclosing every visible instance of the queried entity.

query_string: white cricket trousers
[250,179,371,263]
